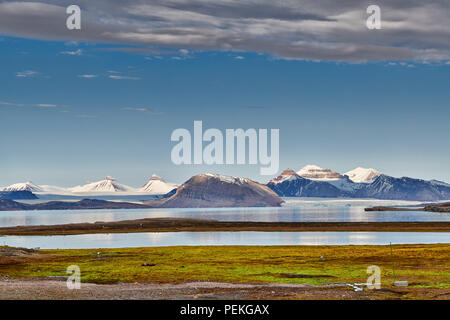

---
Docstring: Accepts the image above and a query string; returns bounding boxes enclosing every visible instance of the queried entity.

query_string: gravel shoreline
[1,278,448,300]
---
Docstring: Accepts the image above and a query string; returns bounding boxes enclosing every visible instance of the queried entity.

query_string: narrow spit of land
[0,244,449,300]
[365,202,450,212]
[0,218,449,235]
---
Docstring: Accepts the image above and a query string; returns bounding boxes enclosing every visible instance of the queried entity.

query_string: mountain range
[144,173,283,208]
[1,165,449,201]
[0,175,178,195]
[267,165,450,201]
[0,174,283,210]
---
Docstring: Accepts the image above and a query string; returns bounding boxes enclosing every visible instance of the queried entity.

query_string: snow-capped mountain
[269,169,301,184]
[70,176,135,193]
[268,169,349,198]
[202,173,250,184]
[267,167,450,201]
[145,173,283,207]
[295,165,359,192]
[140,174,178,194]
[3,167,449,201]
[297,165,343,181]
[430,180,450,187]
[2,181,44,192]
[345,167,380,183]
[326,175,361,192]
[354,175,450,201]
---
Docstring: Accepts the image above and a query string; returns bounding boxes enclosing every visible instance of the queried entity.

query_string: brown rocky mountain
[144,173,284,208]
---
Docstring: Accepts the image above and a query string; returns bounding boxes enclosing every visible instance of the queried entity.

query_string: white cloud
[36,104,57,107]
[123,107,158,113]
[1,1,450,62]
[64,41,79,46]
[16,70,38,78]
[179,49,189,55]
[145,55,163,60]
[0,100,68,109]
[34,103,68,108]
[77,114,96,118]
[60,49,83,55]
[78,74,98,78]
[0,101,25,107]
[109,75,140,80]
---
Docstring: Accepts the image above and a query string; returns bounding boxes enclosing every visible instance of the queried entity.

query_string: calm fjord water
[1,231,449,249]
[0,198,448,228]
[2,198,448,248]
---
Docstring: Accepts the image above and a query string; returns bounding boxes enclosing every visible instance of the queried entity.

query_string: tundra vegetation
[0,244,448,300]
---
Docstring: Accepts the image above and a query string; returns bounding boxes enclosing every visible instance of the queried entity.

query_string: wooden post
[390,242,396,283]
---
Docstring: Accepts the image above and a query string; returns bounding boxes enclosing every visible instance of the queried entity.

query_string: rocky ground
[1,278,448,300]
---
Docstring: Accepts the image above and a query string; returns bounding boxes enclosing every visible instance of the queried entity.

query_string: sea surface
[1,231,448,249]
[0,198,448,228]
[2,198,448,248]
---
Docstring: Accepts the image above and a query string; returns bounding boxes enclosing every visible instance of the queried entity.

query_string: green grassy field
[1,244,449,289]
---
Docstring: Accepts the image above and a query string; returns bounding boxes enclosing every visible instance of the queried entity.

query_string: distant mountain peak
[345,167,380,183]
[70,177,134,193]
[280,168,298,176]
[268,168,450,201]
[299,164,322,171]
[269,169,301,184]
[2,181,43,192]
[140,174,177,194]
[297,165,343,181]
[148,173,283,208]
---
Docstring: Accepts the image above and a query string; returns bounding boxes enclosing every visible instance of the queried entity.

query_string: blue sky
[0,0,449,187]
[1,36,449,187]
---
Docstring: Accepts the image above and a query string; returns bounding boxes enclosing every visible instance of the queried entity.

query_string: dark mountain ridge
[0,191,38,200]
[267,169,450,201]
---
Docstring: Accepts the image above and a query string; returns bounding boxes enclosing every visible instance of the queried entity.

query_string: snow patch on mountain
[202,173,249,185]
[326,176,361,192]
[70,176,135,193]
[2,181,44,192]
[297,165,343,181]
[345,167,381,183]
[269,169,301,184]
[429,179,450,187]
[140,174,178,194]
